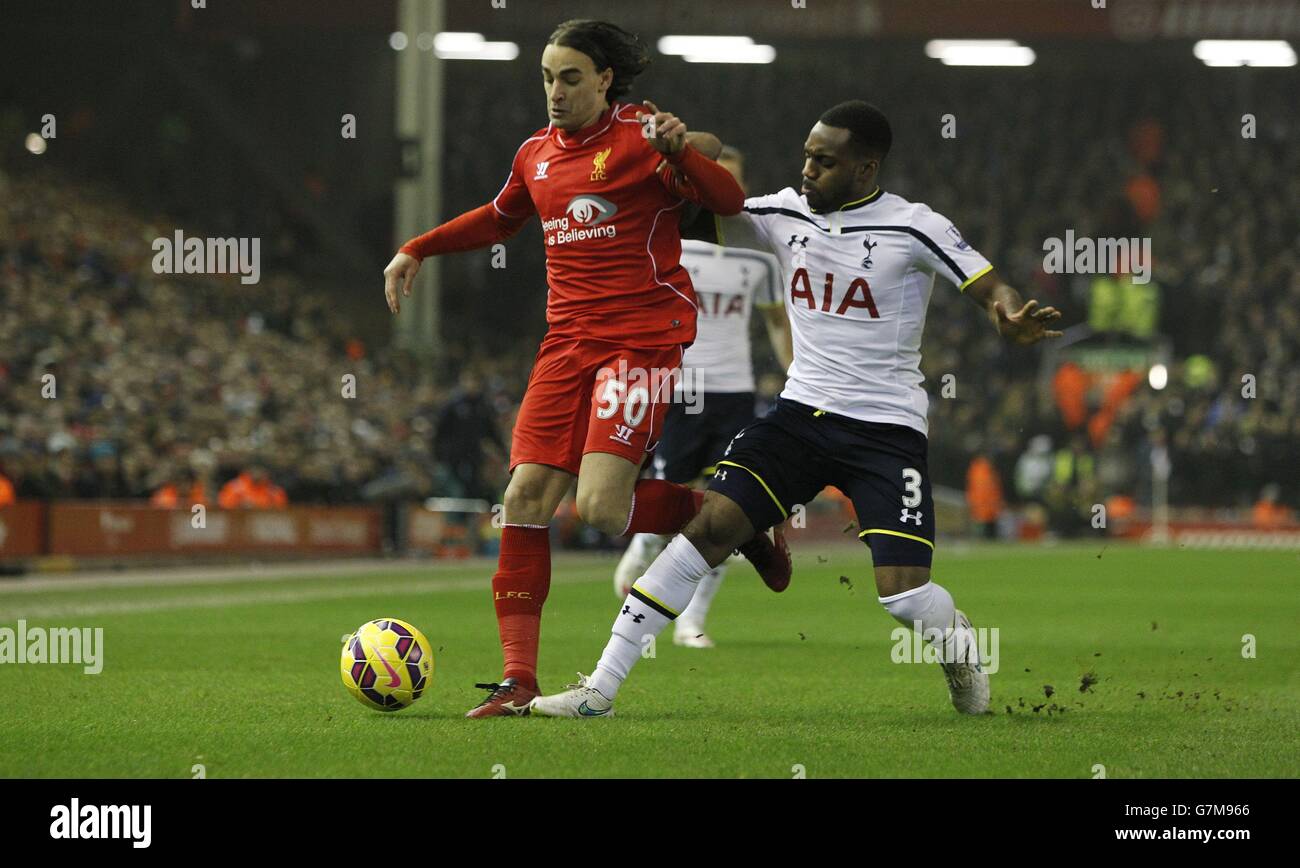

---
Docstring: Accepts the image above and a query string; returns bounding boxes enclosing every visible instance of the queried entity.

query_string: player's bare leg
[875,565,989,714]
[574,451,646,537]
[466,462,571,718]
[530,492,756,717]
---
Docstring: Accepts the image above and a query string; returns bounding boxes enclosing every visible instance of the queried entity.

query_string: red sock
[492,525,550,687]
[622,479,705,535]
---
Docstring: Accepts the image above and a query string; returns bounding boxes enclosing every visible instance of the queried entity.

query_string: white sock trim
[878,583,931,605]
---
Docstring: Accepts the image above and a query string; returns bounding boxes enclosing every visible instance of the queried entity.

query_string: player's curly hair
[820,101,893,163]
[547,19,650,102]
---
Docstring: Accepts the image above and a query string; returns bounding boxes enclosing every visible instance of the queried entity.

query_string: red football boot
[464,677,540,718]
[737,524,792,592]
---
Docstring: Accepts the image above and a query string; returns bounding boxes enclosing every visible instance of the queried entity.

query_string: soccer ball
[340,618,434,711]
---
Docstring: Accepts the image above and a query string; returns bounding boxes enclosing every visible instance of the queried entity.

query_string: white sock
[589,535,709,699]
[677,563,726,632]
[878,581,976,663]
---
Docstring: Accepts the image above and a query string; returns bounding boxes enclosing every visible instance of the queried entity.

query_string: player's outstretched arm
[683,131,723,161]
[640,101,743,215]
[383,204,531,313]
[964,269,1063,346]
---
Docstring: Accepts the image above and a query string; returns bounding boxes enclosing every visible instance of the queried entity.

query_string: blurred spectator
[1013,435,1054,501]
[433,369,505,502]
[965,455,1004,539]
[218,465,288,509]
[150,468,209,509]
[1251,484,1295,529]
[0,467,14,507]
[1052,363,1090,432]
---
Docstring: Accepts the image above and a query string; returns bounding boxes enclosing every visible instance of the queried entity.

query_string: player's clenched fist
[383,251,421,313]
[638,100,686,155]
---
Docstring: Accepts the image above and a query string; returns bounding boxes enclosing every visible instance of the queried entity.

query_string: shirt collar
[809,186,883,215]
[555,103,620,148]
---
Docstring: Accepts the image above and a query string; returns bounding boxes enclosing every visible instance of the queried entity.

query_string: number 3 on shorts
[595,378,650,427]
[901,467,922,508]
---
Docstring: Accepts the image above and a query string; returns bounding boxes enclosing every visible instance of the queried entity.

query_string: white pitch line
[0,572,607,621]
[0,557,434,593]
[0,552,617,594]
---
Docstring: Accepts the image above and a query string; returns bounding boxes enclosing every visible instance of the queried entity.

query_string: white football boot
[673,621,716,649]
[528,673,615,718]
[940,610,990,714]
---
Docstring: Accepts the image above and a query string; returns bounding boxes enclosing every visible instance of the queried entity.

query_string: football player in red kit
[383,19,791,717]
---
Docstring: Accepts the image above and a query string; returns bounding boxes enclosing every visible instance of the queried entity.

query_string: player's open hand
[993,299,1063,345]
[383,252,421,314]
[638,100,686,155]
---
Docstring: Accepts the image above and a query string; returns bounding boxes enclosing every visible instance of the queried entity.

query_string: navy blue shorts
[651,392,756,484]
[707,397,936,567]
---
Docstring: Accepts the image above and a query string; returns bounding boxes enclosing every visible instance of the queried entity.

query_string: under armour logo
[714,468,727,481]
[788,235,809,250]
[534,161,550,180]
[900,508,923,525]
[621,605,645,624]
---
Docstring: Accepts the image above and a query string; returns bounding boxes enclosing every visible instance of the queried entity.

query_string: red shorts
[510,333,684,475]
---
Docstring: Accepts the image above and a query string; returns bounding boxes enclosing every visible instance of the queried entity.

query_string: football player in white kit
[612,146,794,649]
[533,101,1061,718]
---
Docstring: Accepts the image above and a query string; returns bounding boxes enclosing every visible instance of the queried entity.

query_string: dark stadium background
[1,0,1297,563]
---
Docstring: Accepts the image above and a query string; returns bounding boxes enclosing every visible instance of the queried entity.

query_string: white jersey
[679,239,782,394]
[717,187,992,436]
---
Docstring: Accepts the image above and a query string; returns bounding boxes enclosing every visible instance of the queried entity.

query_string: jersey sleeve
[909,205,993,292]
[713,192,788,255]
[491,138,540,220]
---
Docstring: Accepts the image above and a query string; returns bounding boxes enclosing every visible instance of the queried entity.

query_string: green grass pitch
[0,544,1296,778]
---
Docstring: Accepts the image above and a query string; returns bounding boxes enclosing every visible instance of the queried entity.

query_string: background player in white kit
[612,146,794,649]
[533,100,1062,718]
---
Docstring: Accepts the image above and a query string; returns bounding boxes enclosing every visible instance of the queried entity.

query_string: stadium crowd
[2,46,1296,535]
[0,168,520,509]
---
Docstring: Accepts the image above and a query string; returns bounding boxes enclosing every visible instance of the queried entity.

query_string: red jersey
[401,102,743,348]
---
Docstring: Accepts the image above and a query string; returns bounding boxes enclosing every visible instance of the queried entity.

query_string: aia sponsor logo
[789,268,880,318]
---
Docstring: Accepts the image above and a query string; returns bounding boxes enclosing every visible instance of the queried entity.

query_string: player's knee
[503,478,553,525]
[575,487,632,537]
